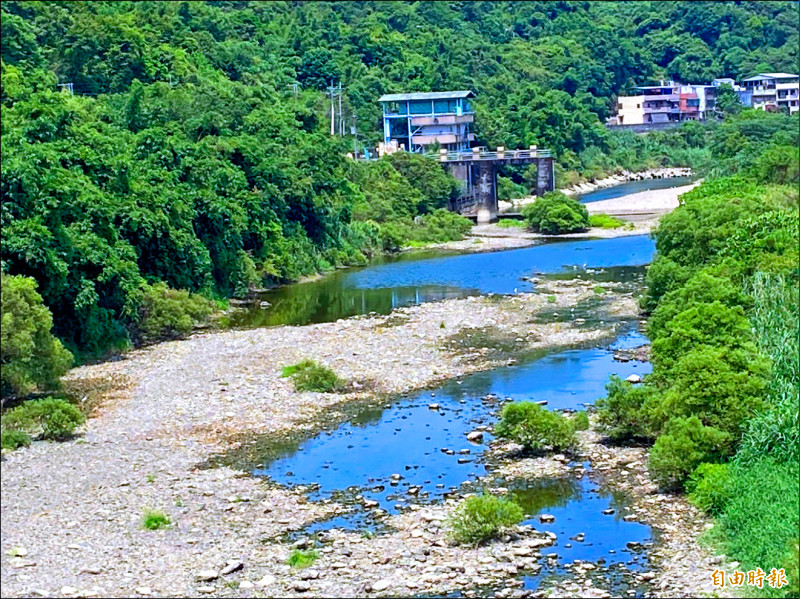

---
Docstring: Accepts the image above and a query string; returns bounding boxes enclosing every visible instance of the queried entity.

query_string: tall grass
[737,274,799,465]
[716,273,799,597]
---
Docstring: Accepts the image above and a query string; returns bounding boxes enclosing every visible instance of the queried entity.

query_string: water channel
[576,176,695,204]
[218,181,688,595]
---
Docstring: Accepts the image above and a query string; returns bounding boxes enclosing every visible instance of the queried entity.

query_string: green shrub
[687,462,733,515]
[495,401,577,453]
[497,176,529,201]
[2,397,86,440]
[1,274,73,398]
[656,345,768,438]
[1,428,31,450]
[595,375,660,441]
[408,209,473,244]
[648,417,731,491]
[141,509,170,530]
[133,282,215,345]
[646,269,751,342]
[589,213,624,229]
[447,493,524,545]
[281,359,345,393]
[287,549,318,568]
[522,192,590,234]
[573,411,590,431]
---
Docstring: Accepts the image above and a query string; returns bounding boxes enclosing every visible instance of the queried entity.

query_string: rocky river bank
[2,247,727,598]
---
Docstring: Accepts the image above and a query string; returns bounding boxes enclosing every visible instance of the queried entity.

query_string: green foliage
[736,274,799,467]
[406,209,473,244]
[648,416,731,491]
[495,401,577,453]
[589,214,624,229]
[497,176,528,201]
[446,493,524,545]
[714,84,742,117]
[1,274,73,397]
[141,509,170,530]
[132,282,215,345]
[287,549,318,569]
[1,397,86,441]
[0,428,31,450]
[1,1,797,362]
[687,462,732,516]
[496,219,527,229]
[522,192,589,235]
[596,375,660,441]
[572,411,590,431]
[716,459,799,598]
[281,359,345,393]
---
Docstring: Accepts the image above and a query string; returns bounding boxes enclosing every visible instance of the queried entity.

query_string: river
[212,199,670,594]
[576,176,695,204]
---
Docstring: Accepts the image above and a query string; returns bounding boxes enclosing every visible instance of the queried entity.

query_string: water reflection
[249,329,650,527]
[229,235,656,328]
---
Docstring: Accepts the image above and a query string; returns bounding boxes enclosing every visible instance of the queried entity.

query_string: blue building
[378,90,475,154]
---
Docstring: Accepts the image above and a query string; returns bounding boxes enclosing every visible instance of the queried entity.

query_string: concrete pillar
[476,161,497,224]
[536,157,555,196]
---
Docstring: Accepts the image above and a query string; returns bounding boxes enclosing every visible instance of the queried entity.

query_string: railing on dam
[427,147,553,162]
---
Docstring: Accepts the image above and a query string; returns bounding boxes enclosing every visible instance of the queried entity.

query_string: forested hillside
[1,1,799,365]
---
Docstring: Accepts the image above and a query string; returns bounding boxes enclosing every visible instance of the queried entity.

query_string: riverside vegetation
[2,0,799,365]
[595,111,799,596]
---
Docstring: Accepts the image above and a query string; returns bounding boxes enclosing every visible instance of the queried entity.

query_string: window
[409,101,431,115]
[434,99,458,114]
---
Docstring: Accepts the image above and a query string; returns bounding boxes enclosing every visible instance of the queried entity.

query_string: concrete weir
[442,147,555,223]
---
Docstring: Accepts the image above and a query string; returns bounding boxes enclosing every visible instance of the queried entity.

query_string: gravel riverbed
[2,267,727,598]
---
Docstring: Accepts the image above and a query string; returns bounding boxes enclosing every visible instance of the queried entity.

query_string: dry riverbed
[2,273,726,598]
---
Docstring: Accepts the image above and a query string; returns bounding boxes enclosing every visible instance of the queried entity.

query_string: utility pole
[327,81,337,136]
[351,115,358,157]
[338,82,344,136]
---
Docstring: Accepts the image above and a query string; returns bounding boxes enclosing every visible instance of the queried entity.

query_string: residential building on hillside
[740,73,799,114]
[615,95,645,124]
[679,85,701,120]
[379,90,476,153]
[712,78,752,108]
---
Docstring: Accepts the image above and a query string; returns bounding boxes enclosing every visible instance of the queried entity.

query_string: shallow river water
[229,234,655,328]
[224,198,674,594]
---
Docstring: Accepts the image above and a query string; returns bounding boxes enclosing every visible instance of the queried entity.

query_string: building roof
[378,90,475,102]
[741,73,799,81]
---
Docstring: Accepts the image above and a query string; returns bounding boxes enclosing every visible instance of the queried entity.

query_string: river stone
[372,579,391,592]
[300,569,320,580]
[293,582,311,592]
[602,508,615,515]
[197,587,215,594]
[539,514,555,523]
[221,561,243,575]
[466,431,484,442]
[255,575,276,587]
[625,374,642,384]
[196,570,219,582]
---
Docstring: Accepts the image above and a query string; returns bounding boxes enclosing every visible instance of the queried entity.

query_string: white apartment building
[740,73,799,114]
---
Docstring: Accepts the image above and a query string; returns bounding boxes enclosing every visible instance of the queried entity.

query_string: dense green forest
[2,0,799,366]
[597,110,799,596]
